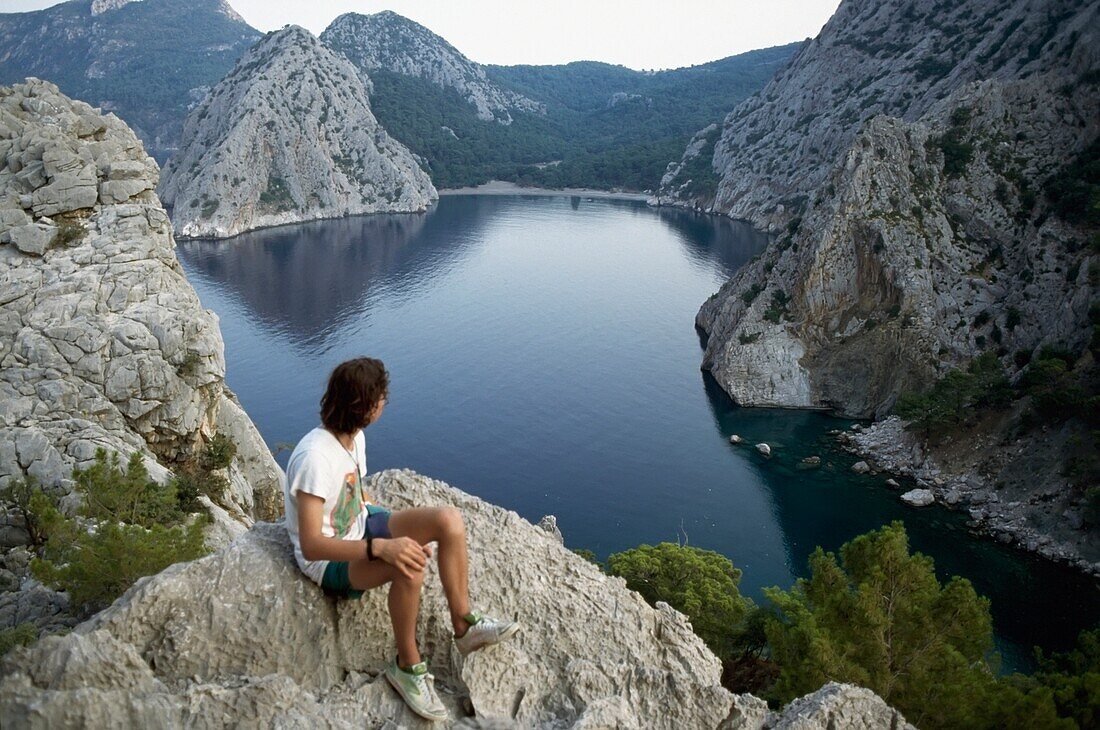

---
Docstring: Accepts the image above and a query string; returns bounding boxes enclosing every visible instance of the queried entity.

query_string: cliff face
[0,469,912,730]
[662,0,1100,417]
[158,26,437,239]
[659,0,1098,230]
[0,78,283,631]
[321,11,544,125]
[0,0,260,161]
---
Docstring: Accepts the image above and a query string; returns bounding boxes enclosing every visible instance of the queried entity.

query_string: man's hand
[373,537,433,579]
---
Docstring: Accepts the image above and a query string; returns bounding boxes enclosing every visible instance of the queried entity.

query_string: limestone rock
[729,434,743,444]
[321,11,544,125]
[851,460,870,474]
[901,489,935,507]
[0,470,738,728]
[755,443,771,457]
[159,26,437,239]
[770,682,915,730]
[0,78,282,534]
[675,0,1098,418]
[536,514,564,544]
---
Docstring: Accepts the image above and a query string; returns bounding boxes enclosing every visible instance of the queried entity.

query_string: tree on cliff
[607,542,752,662]
[762,522,1072,729]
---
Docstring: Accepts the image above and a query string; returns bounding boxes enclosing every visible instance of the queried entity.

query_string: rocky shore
[836,417,1100,577]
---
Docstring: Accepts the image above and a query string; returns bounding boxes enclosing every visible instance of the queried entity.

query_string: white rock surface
[900,489,935,507]
[755,443,771,457]
[0,470,912,728]
[769,682,915,730]
[321,11,544,125]
[159,25,437,239]
[0,78,281,516]
[0,470,732,728]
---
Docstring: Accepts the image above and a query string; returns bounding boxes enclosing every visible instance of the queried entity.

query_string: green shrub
[741,283,764,305]
[607,542,753,662]
[739,332,762,345]
[29,450,209,614]
[200,433,237,471]
[0,622,38,657]
[571,548,601,568]
[895,352,1010,435]
[75,450,183,528]
[0,476,52,548]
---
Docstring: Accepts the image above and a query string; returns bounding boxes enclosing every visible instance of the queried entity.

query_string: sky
[3,0,842,70]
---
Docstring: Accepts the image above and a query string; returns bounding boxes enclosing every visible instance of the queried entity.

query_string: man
[284,357,519,722]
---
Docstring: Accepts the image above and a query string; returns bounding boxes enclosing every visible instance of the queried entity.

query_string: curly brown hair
[320,357,389,434]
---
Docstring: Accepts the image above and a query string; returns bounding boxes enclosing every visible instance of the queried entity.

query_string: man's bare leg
[389,507,472,636]
[348,557,425,666]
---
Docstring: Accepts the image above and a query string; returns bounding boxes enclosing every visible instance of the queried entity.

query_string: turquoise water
[177,195,1098,672]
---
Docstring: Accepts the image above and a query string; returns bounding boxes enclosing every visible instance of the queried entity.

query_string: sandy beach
[439,180,650,202]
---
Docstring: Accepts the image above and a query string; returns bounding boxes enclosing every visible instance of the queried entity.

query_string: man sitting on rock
[284,357,520,722]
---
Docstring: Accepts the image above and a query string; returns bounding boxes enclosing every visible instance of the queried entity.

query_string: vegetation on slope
[367,43,801,191]
[603,523,1099,729]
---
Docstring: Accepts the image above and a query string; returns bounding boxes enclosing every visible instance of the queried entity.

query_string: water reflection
[178,201,503,350]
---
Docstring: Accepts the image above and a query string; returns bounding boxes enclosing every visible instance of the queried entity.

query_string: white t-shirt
[284,426,372,584]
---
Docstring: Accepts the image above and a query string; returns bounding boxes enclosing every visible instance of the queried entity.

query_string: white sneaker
[453,611,521,656]
[384,659,449,722]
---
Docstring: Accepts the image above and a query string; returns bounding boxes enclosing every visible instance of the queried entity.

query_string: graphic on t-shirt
[330,471,362,537]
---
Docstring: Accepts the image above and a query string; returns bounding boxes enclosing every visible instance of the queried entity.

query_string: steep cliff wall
[159,26,437,239]
[0,78,284,629]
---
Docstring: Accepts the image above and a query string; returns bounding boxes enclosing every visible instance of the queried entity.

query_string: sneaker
[384,659,449,722]
[453,611,521,656]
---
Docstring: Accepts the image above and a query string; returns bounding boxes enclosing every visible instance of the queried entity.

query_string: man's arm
[296,493,431,578]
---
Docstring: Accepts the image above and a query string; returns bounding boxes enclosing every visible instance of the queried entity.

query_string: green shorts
[321,505,392,600]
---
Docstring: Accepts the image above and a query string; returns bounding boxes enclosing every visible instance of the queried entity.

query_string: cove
[178,195,1098,673]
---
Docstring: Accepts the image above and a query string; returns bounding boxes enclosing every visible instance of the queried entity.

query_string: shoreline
[439,180,650,202]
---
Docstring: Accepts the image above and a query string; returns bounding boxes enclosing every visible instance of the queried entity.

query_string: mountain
[0,0,260,161]
[320,10,543,124]
[660,0,1099,566]
[158,26,436,239]
[319,12,800,190]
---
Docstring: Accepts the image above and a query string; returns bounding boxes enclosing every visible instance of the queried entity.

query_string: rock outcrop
[659,0,1099,413]
[0,79,283,629]
[321,11,544,125]
[0,469,910,729]
[159,25,437,239]
[0,0,261,160]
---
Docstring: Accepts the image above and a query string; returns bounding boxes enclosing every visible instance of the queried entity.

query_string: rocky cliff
[321,11,544,125]
[159,25,437,239]
[0,469,912,729]
[0,0,261,161]
[660,0,1099,413]
[0,78,283,632]
[656,0,1099,568]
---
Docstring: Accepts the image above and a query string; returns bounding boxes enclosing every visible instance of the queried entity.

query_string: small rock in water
[901,489,935,507]
[851,460,870,474]
[800,455,821,467]
[755,443,771,457]
[729,434,743,444]
[885,478,900,488]
[944,490,961,505]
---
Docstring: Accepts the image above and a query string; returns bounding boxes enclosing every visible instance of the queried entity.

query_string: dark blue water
[178,195,1098,672]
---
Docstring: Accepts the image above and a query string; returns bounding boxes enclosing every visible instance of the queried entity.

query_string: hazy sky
[4,0,841,69]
